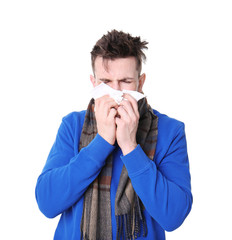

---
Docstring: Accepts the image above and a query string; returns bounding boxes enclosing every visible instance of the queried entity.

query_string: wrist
[98,132,115,145]
[121,142,138,156]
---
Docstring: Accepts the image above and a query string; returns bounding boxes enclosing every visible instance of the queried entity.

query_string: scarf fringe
[116,195,148,240]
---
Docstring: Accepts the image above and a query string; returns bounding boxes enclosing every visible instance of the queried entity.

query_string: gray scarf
[79,98,158,240]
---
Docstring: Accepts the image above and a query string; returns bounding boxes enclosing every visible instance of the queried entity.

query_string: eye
[122,79,132,84]
[102,80,110,84]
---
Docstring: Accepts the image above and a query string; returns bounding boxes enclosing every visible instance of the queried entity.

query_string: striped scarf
[79,97,158,240]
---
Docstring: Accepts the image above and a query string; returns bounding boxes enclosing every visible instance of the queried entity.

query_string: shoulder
[152,109,187,163]
[153,109,185,135]
[62,110,86,126]
[61,110,87,135]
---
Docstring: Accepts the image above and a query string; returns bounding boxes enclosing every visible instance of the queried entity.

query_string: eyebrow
[99,77,134,82]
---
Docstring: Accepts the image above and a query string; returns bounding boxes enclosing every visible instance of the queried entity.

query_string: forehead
[94,57,138,77]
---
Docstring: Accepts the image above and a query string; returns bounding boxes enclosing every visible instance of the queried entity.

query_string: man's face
[90,57,145,92]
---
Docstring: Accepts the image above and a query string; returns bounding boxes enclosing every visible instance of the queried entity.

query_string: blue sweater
[35,109,192,240]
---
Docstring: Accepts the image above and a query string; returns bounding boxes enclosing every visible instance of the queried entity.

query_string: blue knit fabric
[35,109,192,240]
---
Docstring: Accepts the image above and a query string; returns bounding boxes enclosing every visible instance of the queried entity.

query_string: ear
[90,74,96,87]
[138,73,146,92]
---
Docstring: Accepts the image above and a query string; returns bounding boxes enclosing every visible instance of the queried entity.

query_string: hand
[115,94,140,155]
[95,95,118,145]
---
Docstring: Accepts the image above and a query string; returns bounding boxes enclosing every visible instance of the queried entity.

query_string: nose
[111,81,121,91]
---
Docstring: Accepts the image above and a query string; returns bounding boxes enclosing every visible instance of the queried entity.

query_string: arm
[35,117,115,218]
[121,123,192,231]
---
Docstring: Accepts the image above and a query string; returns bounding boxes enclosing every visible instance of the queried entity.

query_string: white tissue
[91,83,146,104]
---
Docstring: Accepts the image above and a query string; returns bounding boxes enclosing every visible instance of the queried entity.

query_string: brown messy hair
[91,29,148,75]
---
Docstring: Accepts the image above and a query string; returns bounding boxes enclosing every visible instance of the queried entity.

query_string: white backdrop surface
[0,0,231,239]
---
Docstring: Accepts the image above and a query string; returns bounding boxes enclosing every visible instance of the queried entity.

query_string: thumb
[109,108,117,119]
[115,116,122,126]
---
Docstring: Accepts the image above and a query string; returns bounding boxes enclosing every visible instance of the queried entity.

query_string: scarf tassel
[116,196,148,240]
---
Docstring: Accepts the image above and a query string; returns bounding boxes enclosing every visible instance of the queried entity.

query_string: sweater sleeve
[121,123,192,232]
[35,117,115,218]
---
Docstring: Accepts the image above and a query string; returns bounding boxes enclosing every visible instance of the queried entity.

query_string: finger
[108,108,117,120]
[117,105,130,122]
[115,116,123,126]
[96,95,119,106]
[95,95,113,107]
[95,95,109,110]
[119,100,135,118]
[122,93,139,119]
[96,96,118,115]
[106,100,119,116]
[123,93,137,104]
[119,97,138,120]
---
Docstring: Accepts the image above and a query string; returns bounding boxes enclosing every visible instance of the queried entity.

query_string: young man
[35,30,192,240]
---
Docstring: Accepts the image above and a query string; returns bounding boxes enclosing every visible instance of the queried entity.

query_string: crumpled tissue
[91,83,146,104]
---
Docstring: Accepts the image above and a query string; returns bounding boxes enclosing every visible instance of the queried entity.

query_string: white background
[0,0,231,239]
